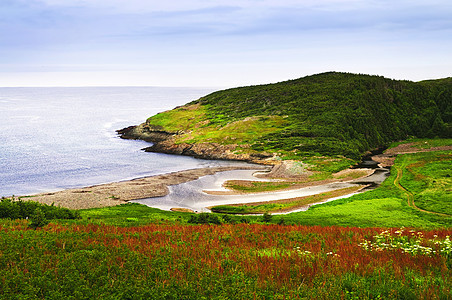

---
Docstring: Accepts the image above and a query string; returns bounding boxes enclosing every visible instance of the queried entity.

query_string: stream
[132,156,390,213]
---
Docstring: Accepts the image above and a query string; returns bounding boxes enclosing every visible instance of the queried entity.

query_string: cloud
[35,0,368,12]
[3,0,452,43]
[1,0,451,86]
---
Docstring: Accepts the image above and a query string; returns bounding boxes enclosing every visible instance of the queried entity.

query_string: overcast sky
[1,0,451,87]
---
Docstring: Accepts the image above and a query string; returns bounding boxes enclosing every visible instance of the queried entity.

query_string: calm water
[0,87,247,197]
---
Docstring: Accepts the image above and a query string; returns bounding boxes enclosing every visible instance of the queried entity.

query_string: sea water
[0,87,246,197]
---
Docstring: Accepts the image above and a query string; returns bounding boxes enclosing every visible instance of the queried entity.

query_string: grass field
[282,150,452,228]
[1,222,451,299]
[397,151,452,215]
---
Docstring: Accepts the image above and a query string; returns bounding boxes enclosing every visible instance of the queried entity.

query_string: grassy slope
[147,72,451,162]
[77,204,190,226]
[284,149,452,228]
[398,151,452,215]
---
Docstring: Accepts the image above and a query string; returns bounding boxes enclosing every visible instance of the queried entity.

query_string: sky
[1,0,451,87]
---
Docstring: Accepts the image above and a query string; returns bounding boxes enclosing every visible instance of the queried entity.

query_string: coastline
[117,124,277,164]
[19,127,449,212]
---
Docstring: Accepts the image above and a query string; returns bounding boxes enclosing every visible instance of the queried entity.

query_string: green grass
[180,115,287,145]
[287,197,439,228]
[146,104,209,132]
[147,105,287,146]
[78,203,191,226]
[399,151,452,215]
[303,156,356,173]
[282,151,452,228]
[78,203,256,226]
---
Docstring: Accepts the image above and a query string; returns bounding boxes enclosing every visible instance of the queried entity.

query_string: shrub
[262,212,273,223]
[188,213,222,224]
[0,198,80,221]
[29,208,49,229]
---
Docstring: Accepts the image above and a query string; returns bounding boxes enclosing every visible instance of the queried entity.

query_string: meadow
[1,221,451,299]
[209,145,451,222]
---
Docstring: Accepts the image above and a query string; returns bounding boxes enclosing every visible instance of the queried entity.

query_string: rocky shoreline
[119,124,452,169]
[117,123,276,164]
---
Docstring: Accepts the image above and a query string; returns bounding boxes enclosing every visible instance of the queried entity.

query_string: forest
[147,72,451,160]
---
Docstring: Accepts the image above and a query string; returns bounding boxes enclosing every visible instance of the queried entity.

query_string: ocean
[0,86,245,197]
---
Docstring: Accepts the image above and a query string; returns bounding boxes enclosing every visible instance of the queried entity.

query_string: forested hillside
[145,72,451,160]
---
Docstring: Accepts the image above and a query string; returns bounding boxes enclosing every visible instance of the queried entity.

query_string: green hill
[130,72,451,162]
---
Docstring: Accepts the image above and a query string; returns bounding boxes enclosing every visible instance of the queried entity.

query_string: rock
[116,125,136,135]
[117,123,174,143]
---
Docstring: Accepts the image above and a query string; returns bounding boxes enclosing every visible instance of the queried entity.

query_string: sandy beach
[24,165,268,210]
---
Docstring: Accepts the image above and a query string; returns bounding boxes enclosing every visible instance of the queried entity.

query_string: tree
[29,208,49,229]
